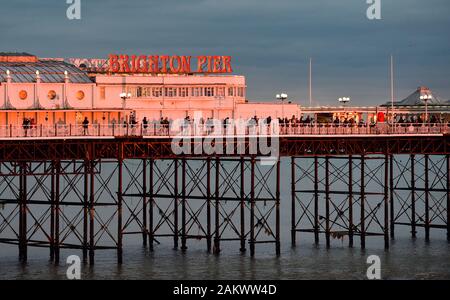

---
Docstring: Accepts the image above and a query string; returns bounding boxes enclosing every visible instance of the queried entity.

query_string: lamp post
[420,94,432,123]
[120,92,132,109]
[338,97,350,106]
[338,97,350,120]
[276,93,288,118]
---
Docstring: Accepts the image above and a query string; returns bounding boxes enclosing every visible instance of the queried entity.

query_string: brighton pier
[0,52,449,265]
[108,54,233,74]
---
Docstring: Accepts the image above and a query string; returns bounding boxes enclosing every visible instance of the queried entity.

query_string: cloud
[1,0,449,104]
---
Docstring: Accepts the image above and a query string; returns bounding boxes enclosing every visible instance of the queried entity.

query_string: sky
[1,0,449,106]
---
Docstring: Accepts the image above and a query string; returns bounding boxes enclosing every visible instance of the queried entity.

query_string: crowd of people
[20,113,447,137]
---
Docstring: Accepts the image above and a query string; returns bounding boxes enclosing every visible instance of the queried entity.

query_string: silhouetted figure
[22,118,30,137]
[82,117,89,135]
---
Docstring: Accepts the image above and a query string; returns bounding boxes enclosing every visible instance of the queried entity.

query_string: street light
[120,92,132,109]
[338,97,350,105]
[419,94,432,123]
[276,93,288,118]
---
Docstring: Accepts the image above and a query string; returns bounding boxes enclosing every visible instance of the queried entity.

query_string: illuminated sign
[108,54,233,74]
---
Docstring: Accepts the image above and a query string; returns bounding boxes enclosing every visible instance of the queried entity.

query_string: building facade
[0,52,301,127]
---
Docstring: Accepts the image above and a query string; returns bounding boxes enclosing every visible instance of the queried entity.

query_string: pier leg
[314,157,319,245]
[142,159,147,247]
[149,159,154,251]
[50,161,55,261]
[348,155,354,248]
[424,155,430,242]
[19,162,27,262]
[360,155,366,249]
[206,158,212,252]
[275,159,281,256]
[240,157,246,253]
[291,157,296,247]
[83,160,88,262]
[89,160,95,265]
[117,158,123,264]
[389,154,395,239]
[250,157,255,257]
[181,158,187,251]
[384,154,390,250]
[214,158,220,254]
[411,154,416,238]
[173,159,179,250]
[55,161,60,264]
[325,156,330,248]
[447,155,450,242]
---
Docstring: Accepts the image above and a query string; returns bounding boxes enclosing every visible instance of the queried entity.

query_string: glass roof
[0,60,92,83]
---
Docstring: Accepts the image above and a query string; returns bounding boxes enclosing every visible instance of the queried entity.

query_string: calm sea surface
[1,237,450,280]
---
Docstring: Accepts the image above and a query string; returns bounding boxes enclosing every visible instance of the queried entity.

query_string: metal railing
[0,122,448,139]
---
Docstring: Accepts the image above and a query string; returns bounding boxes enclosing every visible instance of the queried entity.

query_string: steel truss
[391,154,449,241]
[0,156,281,264]
[291,155,390,249]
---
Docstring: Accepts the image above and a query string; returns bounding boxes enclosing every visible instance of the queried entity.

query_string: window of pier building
[191,87,203,97]
[217,87,225,97]
[238,87,244,97]
[179,87,189,97]
[152,87,163,97]
[125,85,245,99]
[164,87,177,97]
[204,87,214,97]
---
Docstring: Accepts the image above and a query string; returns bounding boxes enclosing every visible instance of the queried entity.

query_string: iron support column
[55,160,61,264]
[348,155,354,247]
[89,160,95,265]
[360,155,366,249]
[447,154,450,242]
[83,160,89,262]
[291,157,296,247]
[181,158,187,251]
[240,157,246,252]
[411,154,416,238]
[250,157,255,256]
[214,157,220,254]
[173,159,179,250]
[389,154,395,239]
[314,157,319,245]
[325,156,330,248]
[424,155,430,242]
[142,159,148,247]
[149,159,154,251]
[206,157,212,252]
[117,157,123,264]
[275,159,281,256]
[384,154,390,249]
[50,161,55,261]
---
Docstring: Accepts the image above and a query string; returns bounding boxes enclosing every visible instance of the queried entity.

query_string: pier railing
[0,122,448,139]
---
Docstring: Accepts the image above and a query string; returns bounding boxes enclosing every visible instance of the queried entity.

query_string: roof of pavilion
[382,86,449,107]
[0,52,93,84]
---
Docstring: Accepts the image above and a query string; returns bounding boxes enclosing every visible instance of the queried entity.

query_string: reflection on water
[1,237,449,280]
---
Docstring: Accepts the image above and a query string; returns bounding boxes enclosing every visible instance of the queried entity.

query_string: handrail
[0,122,448,139]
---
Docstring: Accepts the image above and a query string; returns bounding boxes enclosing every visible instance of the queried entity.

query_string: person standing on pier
[142,117,148,134]
[82,117,89,135]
